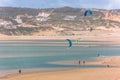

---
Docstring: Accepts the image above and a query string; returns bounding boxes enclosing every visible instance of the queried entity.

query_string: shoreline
[0,39,119,46]
[1,56,120,80]
[49,56,120,67]
[1,68,120,80]
[0,68,73,78]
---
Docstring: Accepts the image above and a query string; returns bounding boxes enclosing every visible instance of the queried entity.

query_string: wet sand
[49,56,120,67]
[1,56,120,80]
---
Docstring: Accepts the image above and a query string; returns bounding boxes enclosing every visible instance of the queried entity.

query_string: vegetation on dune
[0,7,120,36]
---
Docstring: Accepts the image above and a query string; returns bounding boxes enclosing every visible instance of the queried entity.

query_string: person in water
[97,53,100,57]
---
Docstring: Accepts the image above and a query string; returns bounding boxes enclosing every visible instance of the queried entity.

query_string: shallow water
[0,40,119,75]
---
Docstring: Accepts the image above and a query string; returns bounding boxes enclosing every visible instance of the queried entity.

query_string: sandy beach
[0,56,120,80]
[0,29,119,40]
[1,68,120,80]
[0,29,120,45]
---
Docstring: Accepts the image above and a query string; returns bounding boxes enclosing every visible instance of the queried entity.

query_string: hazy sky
[0,0,120,9]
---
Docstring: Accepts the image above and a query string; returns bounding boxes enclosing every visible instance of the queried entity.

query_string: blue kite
[84,10,93,16]
[66,39,72,47]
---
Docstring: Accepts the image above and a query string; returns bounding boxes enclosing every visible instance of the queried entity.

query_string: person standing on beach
[79,60,81,65]
[83,61,86,64]
[107,65,110,68]
[19,69,21,74]
[90,27,93,32]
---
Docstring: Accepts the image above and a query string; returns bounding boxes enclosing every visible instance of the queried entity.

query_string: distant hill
[0,7,40,18]
[0,7,120,36]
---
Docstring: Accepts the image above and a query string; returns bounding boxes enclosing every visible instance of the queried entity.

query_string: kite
[66,39,72,47]
[84,10,93,16]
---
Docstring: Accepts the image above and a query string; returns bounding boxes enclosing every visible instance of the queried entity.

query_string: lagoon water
[0,40,120,75]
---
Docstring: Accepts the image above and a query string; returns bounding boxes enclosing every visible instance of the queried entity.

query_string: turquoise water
[0,40,120,72]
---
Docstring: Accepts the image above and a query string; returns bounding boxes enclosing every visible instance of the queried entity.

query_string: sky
[0,0,120,9]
